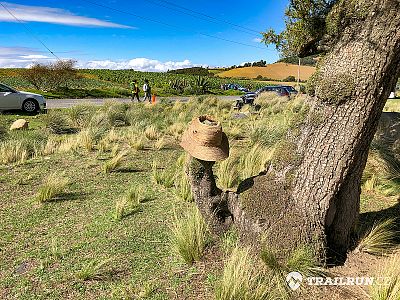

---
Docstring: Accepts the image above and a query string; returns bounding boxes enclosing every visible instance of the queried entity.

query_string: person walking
[142,79,151,102]
[130,80,140,102]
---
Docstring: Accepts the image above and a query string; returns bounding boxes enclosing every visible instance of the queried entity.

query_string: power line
[142,0,259,36]
[81,0,270,51]
[0,2,61,61]
[153,0,260,35]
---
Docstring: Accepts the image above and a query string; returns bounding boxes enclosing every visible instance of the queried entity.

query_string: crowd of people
[130,79,152,102]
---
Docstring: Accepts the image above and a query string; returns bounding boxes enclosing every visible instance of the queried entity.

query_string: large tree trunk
[187,0,400,263]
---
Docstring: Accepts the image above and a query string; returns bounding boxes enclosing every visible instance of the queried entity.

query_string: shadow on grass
[116,168,145,173]
[47,192,86,203]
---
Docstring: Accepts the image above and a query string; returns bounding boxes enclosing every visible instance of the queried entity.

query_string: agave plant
[169,79,190,93]
[194,76,210,94]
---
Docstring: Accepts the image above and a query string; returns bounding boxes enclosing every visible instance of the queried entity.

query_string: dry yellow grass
[217,62,316,81]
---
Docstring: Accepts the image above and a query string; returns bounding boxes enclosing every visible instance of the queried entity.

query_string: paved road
[46,96,240,109]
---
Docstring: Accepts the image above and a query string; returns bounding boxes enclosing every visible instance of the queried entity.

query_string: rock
[10,119,29,131]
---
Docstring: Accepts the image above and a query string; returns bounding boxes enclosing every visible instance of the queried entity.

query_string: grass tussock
[144,125,160,140]
[171,205,208,264]
[0,140,29,164]
[356,218,399,256]
[128,133,146,151]
[34,173,69,203]
[114,185,143,220]
[369,255,400,300]
[152,161,176,188]
[154,136,168,150]
[215,247,271,300]
[76,258,114,281]
[239,144,274,180]
[174,173,193,202]
[103,151,128,173]
[216,156,239,190]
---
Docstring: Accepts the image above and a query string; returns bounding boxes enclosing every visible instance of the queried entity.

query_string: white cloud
[19,54,49,59]
[253,37,262,43]
[0,2,133,28]
[79,58,201,72]
[0,47,204,71]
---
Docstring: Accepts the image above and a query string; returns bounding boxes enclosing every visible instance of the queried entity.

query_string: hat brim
[180,131,229,162]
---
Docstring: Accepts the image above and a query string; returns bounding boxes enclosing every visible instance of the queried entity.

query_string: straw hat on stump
[180,115,229,162]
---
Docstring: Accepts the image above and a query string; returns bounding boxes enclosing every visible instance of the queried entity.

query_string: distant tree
[283,75,296,82]
[23,59,78,91]
[23,63,51,90]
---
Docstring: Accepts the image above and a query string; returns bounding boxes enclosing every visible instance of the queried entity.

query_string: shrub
[215,247,270,300]
[171,205,208,264]
[34,173,69,203]
[103,151,128,173]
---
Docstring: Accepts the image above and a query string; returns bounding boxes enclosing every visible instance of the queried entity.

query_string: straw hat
[180,115,229,161]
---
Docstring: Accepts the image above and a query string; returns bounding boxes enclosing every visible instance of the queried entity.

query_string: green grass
[170,205,208,264]
[369,255,400,300]
[356,218,399,256]
[34,172,70,203]
[0,96,398,299]
[215,247,271,300]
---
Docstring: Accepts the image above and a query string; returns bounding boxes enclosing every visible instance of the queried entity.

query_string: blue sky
[0,0,288,70]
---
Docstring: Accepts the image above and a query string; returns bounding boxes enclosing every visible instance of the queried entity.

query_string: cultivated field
[0,68,270,99]
[0,97,399,299]
[217,62,316,81]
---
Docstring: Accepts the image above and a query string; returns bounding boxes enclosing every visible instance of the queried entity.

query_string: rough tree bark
[187,0,400,263]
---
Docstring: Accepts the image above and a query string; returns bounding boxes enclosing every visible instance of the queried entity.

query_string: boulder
[10,119,29,131]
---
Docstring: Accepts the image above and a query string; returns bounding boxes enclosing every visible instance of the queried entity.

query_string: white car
[0,83,46,113]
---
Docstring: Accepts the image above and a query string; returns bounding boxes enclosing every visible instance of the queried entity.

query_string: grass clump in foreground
[34,173,69,203]
[114,185,143,220]
[260,244,325,298]
[103,150,128,173]
[355,218,399,256]
[174,173,193,202]
[369,255,400,300]
[171,205,208,264]
[215,247,271,300]
[152,160,176,188]
[76,258,114,281]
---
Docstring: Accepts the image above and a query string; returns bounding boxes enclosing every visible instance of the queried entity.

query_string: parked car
[0,83,46,113]
[241,92,257,104]
[280,85,298,95]
[256,85,291,97]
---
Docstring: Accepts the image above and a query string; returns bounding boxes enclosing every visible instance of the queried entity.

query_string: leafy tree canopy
[262,0,369,58]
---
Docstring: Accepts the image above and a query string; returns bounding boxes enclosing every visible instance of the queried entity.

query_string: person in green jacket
[130,80,140,102]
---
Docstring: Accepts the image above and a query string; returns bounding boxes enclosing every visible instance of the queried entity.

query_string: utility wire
[142,0,259,36]
[0,2,61,61]
[153,0,260,35]
[81,0,270,51]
